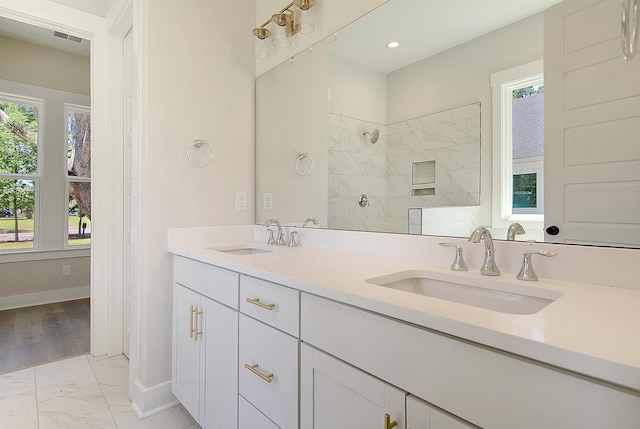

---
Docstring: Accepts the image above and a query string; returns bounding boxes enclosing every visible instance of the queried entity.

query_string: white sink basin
[207,244,273,255]
[366,270,562,315]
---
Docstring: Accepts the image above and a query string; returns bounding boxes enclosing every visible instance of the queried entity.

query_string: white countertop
[168,231,640,393]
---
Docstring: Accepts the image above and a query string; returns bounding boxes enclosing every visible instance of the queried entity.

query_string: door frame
[0,0,131,357]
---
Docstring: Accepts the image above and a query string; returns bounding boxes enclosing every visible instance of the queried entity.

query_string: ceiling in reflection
[330,0,563,73]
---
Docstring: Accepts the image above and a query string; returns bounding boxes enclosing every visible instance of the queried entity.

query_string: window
[66,104,91,246]
[0,94,43,250]
[490,61,544,233]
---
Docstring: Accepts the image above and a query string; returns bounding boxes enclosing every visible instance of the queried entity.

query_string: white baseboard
[129,378,178,418]
[0,286,90,311]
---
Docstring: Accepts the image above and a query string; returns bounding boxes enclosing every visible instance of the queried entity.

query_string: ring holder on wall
[187,139,215,167]
[295,153,313,175]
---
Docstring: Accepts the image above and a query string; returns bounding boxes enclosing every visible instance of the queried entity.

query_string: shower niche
[411,160,436,196]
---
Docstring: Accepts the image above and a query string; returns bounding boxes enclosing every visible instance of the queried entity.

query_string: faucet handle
[266,228,276,245]
[287,231,299,247]
[517,250,558,281]
[439,243,468,271]
[277,229,288,246]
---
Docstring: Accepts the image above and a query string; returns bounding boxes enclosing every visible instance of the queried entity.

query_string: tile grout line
[33,366,40,429]
[86,354,122,428]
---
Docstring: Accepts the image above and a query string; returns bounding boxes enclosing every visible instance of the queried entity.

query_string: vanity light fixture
[386,41,401,49]
[252,0,317,59]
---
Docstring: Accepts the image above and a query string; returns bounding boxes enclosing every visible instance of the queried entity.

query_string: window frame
[64,103,91,248]
[490,60,544,232]
[0,91,45,251]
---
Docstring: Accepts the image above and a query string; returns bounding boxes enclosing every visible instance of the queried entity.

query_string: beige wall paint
[136,0,256,389]
[0,256,90,300]
[0,35,90,95]
[0,38,91,307]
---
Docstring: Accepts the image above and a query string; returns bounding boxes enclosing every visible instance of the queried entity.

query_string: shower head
[363,129,380,144]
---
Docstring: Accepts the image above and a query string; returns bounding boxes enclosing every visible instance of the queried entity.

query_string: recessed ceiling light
[386,41,400,49]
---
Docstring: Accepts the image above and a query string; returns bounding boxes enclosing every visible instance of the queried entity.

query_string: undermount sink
[366,270,562,315]
[207,244,273,255]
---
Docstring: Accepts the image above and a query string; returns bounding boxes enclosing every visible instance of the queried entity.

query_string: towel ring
[295,153,313,175]
[187,139,214,167]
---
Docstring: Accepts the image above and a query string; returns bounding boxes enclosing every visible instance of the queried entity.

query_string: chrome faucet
[303,217,319,227]
[468,226,500,276]
[517,250,558,281]
[262,219,286,245]
[506,222,525,241]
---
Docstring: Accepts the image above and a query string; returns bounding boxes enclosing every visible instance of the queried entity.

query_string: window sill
[0,247,90,263]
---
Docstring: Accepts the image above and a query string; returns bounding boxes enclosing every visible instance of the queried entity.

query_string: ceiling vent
[53,31,82,43]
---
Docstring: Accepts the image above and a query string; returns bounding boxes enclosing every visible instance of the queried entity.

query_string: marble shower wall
[387,103,481,233]
[328,103,480,234]
[328,114,389,231]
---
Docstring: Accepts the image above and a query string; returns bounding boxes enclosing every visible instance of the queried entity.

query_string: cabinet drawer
[240,275,299,336]
[239,314,298,429]
[239,395,280,429]
[174,256,239,309]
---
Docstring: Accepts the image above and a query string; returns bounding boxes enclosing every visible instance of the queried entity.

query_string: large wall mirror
[256,0,640,248]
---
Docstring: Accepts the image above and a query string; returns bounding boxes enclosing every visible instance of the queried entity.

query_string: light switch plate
[235,192,247,211]
[263,192,273,211]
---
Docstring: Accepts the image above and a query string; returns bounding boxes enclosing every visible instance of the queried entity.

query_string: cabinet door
[172,284,201,419]
[199,296,239,429]
[239,396,280,429]
[300,343,406,429]
[406,395,478,429]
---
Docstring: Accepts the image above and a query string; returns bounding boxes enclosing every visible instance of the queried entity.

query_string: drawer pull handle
[244,364,274,383]
[384,414,398,429]
[189,305,195,338]
[194,308,203,341]
[246,297,276,311]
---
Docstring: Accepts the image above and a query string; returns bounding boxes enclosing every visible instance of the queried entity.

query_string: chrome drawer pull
[246,297,276,311]
[244,363,274,383]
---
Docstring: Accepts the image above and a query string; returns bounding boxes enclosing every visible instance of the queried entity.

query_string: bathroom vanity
[168,225,640,428]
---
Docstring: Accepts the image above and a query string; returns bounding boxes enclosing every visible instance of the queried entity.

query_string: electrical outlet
[235,192,247,211]
[63,265,71,276]
[263,193,273,211]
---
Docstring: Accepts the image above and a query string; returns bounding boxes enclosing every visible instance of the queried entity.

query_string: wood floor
[0,299,90,374]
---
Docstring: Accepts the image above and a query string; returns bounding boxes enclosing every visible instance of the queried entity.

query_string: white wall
[255,42,330,226]
[329,55,387,125]
[129,0,256,411]
[387,13,544,227]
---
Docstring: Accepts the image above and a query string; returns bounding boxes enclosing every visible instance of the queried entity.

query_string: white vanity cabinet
[238,275,300,429]
[172,256,239,429]
[406,396,478,429]
[169,251,640,429]
[300,343,406,429]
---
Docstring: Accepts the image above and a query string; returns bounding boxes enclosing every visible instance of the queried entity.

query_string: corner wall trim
[0,286,90,311]
[129,379,178,418]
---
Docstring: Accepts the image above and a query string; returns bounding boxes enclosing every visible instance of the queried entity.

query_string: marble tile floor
[0,354,197,429]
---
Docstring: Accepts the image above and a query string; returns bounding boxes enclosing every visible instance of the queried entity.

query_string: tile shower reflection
[328,103,480,234]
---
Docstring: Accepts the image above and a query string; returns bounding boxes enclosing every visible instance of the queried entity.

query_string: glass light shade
[271,13,292,47]
[252,27,271,59]
[294,0,315,34]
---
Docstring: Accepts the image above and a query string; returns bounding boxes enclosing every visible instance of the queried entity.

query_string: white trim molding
[0,285,89,311]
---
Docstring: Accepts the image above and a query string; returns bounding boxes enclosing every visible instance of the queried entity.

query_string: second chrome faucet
[468,226,500,276]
